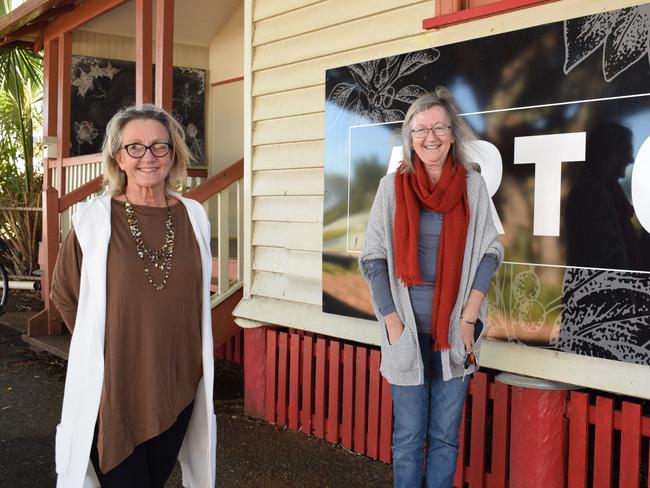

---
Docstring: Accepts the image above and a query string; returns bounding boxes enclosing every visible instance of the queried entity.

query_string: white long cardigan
[54,193,216,488]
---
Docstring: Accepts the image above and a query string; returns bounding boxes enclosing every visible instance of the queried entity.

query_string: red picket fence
[568,391,650,488]
[261,327,650,487]
[215,330,243,365]
[264,328,393,461]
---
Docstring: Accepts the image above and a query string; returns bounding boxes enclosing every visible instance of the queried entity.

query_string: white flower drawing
[564,5,650,82]
[74,121,99,145]
[71,57,122,98]
[328,49,440,124]
[72,70,94,98]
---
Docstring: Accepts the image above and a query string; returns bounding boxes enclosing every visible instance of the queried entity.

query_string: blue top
[364,208,499,333]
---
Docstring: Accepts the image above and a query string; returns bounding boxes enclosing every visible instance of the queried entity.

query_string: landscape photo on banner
[323,3,650,367]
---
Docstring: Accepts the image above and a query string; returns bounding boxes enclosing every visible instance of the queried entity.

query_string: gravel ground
[0,291,392,487]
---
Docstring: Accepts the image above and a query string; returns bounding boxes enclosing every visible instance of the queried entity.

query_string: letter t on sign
[514,133,586,236]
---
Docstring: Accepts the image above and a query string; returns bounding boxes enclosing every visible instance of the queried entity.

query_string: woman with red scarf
[360,88,503,487]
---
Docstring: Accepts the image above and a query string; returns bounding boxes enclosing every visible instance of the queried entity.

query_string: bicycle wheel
[0,263,8,314]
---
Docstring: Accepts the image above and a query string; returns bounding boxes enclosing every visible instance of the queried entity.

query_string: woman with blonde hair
[361,87,503,487]
[52,104,216,487]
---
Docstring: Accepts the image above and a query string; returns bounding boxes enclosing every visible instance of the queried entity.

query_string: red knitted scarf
[394,154,469,350]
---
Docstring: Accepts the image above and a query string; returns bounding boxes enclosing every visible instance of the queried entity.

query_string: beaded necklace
[124,195,175,291]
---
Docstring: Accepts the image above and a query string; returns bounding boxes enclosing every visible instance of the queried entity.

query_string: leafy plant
[0,0,44,276]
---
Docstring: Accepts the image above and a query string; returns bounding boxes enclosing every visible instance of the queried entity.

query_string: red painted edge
[326,341,341,444]
[353,347,368,454]
[379,378,392,464]
[243,327,265,419]
[276,332,288,426]
[488,380,509,488]
[422,0,559,30]
[210,75,244,88]
[288,333,300,430]
[264,329,277,424]
[593,396,614,487]
[341,344,354,450]
[300,336,313,435]
[313,338,326,438]
[366,350,381,460]
[619,402,642,488]
[567,391,589,488]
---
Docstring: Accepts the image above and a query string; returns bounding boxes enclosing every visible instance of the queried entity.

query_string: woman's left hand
[459,318,476,350]
[461,289,485,350]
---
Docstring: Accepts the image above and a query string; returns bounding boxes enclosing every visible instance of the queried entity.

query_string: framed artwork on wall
[70,55,206,166]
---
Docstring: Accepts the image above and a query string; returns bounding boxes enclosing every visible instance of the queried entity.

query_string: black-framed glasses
[123,142,172,158]
[411,125,451,139]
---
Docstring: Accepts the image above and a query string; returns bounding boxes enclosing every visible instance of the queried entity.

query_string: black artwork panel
[70,56,206,165]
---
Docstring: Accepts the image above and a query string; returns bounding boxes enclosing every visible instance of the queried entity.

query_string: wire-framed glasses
[411,125,451,139]
[123,142,172,158]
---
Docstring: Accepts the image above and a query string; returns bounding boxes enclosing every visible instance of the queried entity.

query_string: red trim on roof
[210,76,244,88]
[422,0,559,30]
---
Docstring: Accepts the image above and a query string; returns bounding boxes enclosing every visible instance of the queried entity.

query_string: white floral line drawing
[74,121,99,154]
[564,5,650,82]
[488,264,563,344]
[71,56,121,98]
[327,49,440,124]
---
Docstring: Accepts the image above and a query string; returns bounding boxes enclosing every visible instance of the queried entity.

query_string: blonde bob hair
[400,86,476,174]
[102,104,190,195]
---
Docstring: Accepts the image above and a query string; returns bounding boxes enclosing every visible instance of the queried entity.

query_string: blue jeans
[391,334,468,488]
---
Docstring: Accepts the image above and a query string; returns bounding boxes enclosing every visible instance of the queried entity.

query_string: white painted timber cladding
[253,113,323,145]
[252,196,322,223]
[253,3,433,70]
[253,0,322,21]
[252,221,322,251]
[253,141,324,170]
[72,30,209,68]
[252,168,323,196]
[253,0,426,46]
[253,85,324,121]
[253,247,321,279]
[247,0,433,310]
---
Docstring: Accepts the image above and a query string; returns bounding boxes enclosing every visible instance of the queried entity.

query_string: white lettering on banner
[387,146,403,174]
[465,140,505,234]
[514,133,586,236]
[632,136,650,233]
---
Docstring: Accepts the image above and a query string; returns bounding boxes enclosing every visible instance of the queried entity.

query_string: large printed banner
[323,4,650,367]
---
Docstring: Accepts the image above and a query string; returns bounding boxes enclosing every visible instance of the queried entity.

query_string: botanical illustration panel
[70,56,206,165]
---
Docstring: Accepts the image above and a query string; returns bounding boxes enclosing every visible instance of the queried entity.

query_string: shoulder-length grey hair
[102,104,191,195]
[399,86,476,174]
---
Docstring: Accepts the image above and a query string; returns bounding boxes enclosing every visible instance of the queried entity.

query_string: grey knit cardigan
[359,168,504,385]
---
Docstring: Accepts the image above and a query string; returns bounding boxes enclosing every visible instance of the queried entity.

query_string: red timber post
[243,327,267,418]
[135,0,153,106]
[28,36,60,337]
[155,0,173,111]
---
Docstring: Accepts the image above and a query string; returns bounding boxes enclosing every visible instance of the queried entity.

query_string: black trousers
[89,401,194,488]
